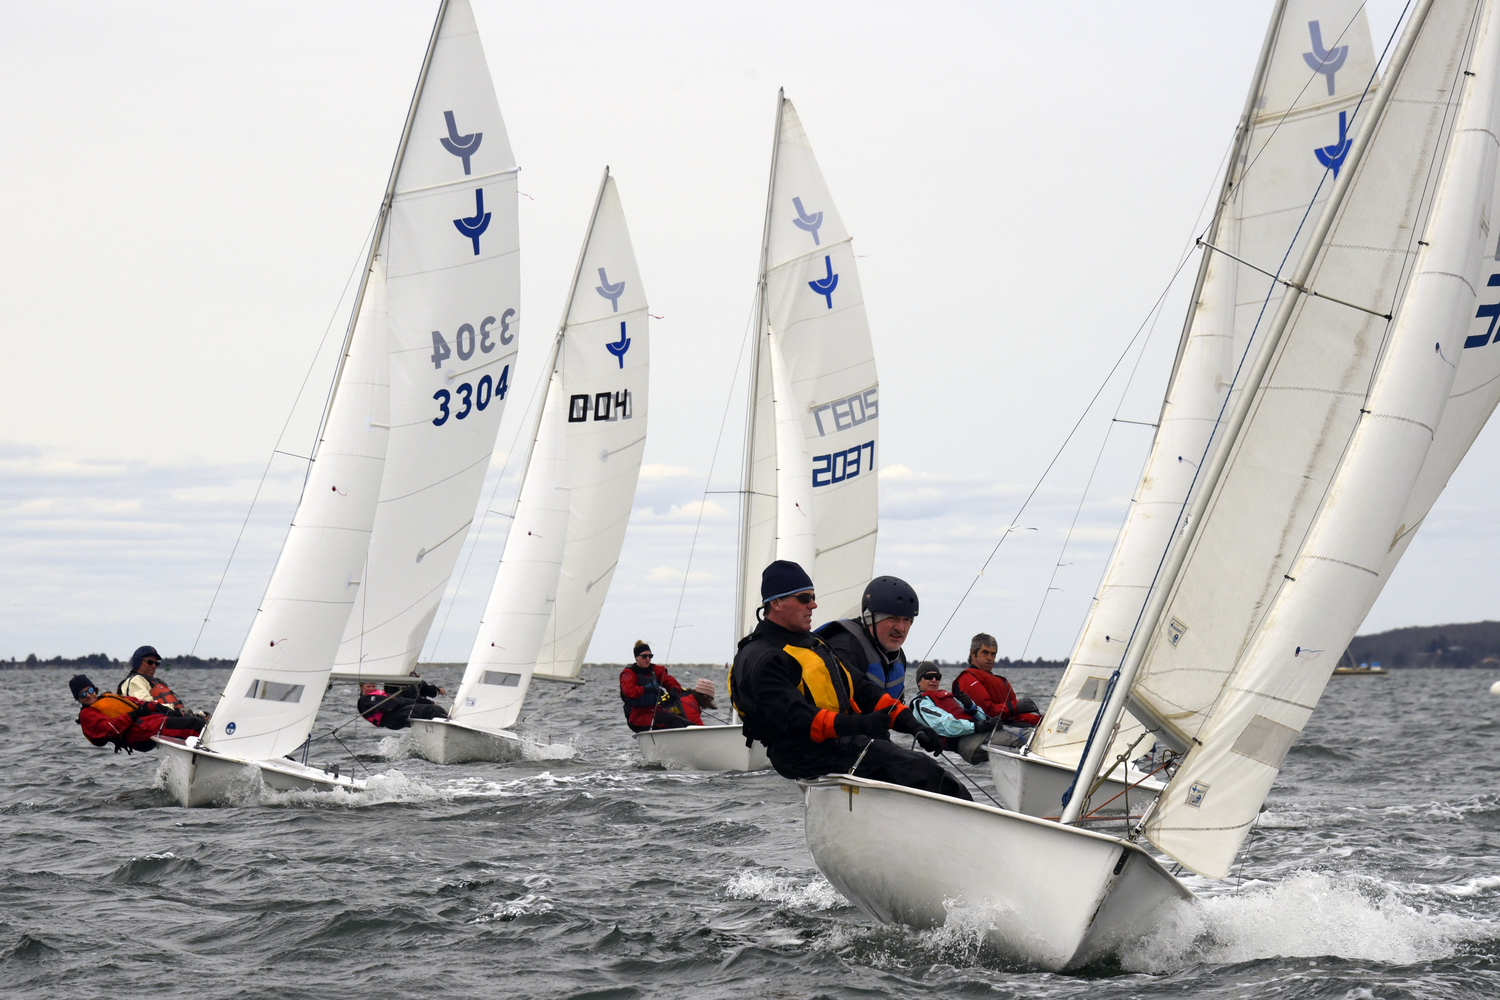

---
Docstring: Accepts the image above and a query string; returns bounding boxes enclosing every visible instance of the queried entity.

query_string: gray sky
[9,0,1479,667]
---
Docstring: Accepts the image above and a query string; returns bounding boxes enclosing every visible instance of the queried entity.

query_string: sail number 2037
[812,440,874,487]
[433,366,508,426]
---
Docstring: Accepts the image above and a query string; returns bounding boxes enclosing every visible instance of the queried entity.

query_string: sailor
[619,641,716,732]
[357,678,448,730]
[817,575,918,701]
[730,560,970,800]
[907,662,1001,764]
[116,645,206,718]
[953,633,1041,735]
[71,673,205,753]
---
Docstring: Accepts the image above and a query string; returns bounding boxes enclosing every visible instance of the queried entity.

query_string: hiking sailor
[818,576,918,701]
[117,645,206,718]
[907,662,1002,764]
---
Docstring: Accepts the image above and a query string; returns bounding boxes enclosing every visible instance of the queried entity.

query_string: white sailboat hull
[633,725,770,771]
[155,738,365,808]
[987,747,1165,819]
[408,718,524,765]
[802,776,1192,970]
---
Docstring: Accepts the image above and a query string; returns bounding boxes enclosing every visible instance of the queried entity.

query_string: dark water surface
[4,665,1499,998]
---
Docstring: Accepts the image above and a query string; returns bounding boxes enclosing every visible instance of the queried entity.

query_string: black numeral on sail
[433,365,509,427]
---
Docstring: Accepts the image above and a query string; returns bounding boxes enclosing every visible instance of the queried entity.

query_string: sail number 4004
[433,366,509,426]
[813,440,874,487]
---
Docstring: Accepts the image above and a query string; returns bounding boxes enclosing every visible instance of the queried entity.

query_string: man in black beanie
[729,560,971,800]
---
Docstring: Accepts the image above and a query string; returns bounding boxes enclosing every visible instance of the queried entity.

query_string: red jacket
[619,664,703,728]
[954,667,1040,726]
[78,693,173,748]
[920,688,976,722]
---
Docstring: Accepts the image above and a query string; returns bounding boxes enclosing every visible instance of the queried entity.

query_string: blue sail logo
[1303,21,1348,97]
[453,189,492,255]
[606,321,631,368]
[440,111,483,175]
[595,268,625,312]
[1314,111,1353,178]
[808,255,839,309]
[792,197,824,245]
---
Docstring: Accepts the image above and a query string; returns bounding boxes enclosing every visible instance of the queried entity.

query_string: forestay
[335,0,520,681]
[1124,0,1473,756]
[736,95,878,639]
[1034,1,1380,772]
[454,172,648,719]
[533,175,651,682]
[1146,0,1499,878]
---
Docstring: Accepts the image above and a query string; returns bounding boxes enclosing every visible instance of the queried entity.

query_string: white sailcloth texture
[1147,0,1499,879]
[1033,1,1380,772]
[457,172,648,714]
[336,0,520,681]
[737,96,877,638]
[1122,0,1474,756]
[533,175,650,681]
[207,266,391,759]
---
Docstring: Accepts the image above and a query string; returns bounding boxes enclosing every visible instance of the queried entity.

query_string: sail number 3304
[433,366,509,426]
[813,440,874,487]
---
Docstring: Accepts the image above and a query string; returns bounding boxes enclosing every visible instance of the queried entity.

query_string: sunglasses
[788,592,816,605]
[637,652,653,659]
[919,674,940,682]
[79,687,97,697]
[143,659,160,666]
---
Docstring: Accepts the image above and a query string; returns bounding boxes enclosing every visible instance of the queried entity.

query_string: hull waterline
[802,776,1192,970]
[633,725,770,771]
[154,738,366,807]
[987,746,1166,819]
[408,718,525,765]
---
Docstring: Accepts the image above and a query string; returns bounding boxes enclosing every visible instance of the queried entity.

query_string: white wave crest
[467,893,554,923]
[723,869,844,911]
[1120,871,1498,972]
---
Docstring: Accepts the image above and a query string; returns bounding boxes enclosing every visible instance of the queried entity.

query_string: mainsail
[206,0,515,758]
[1034,1,1379,770]
[451,171,648,719]
[334,0,520,681]
[736,94,878,640]
[1145,0,1500,877]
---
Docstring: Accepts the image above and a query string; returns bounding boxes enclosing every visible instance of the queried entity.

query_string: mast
[733,90,787,644]
[310,0,451,461]
[1058,0,1437,826]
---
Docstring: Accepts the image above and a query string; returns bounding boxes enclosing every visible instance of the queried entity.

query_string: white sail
[1146,0,1499,878]
[458,172,649,703]
[1034,1,1380,771]
[335,0,519,681]
[1122,0,1474,755]
[532,174,650,682]
[736,94,878,637]
[206,263,390,759]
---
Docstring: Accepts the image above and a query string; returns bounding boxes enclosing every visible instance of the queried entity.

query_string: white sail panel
[1147,1,1498,877]
[1126,1,1471,752]
[1033,1,1379,770]
[534,175,650,681]
[207,264,391,759]
[335,0,520,680]
[763,98,877,625]
[450,368,570,730]
[736,332,778,642]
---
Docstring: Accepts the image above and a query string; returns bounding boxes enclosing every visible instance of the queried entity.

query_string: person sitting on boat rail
[71,673,205,753]
[730,560,970,801]
[953,634,1041,732]
[117,645,207,719]
[358,678,448,730]
[817,575,918,701]
[907,663,1005,764]
[620,641,716,732]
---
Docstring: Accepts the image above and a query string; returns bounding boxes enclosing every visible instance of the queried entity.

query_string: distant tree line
[1345,621,1500,669]
[0,653,236,671]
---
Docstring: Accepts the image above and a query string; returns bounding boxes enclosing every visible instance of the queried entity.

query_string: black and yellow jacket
[730,618,907,747]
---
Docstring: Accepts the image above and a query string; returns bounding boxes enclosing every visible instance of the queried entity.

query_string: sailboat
[409,169,648,765]
[990,0,1380,819]
[634,91,878,771]
[804,0,1500,968]
[156,0,520,805]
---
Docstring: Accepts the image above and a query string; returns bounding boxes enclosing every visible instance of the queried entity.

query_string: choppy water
[4,665,1499,998]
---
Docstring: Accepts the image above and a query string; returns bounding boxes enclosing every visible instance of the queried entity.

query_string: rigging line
[189,215,379,657]
[664,287,760,663]
[1196,238,1392,319]
[921,246,1202,661]
[427,354,558,662]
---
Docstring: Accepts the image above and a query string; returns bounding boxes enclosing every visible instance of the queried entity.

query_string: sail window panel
[1228,714,1299,769]
[245,680,306,703]
[480,671,521,687]
[1078,677,1109,702]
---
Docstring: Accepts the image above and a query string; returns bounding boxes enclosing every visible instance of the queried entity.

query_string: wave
[722,869,844,911]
